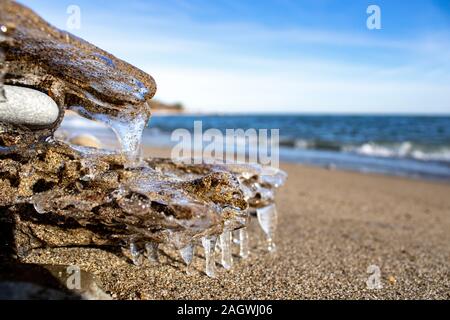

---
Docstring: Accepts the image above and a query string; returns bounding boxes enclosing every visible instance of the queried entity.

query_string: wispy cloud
[19,0,450,113]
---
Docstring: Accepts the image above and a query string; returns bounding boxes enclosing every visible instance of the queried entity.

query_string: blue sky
[19,0,450,113]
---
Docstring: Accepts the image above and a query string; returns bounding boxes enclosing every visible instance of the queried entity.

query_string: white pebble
[69,134,102,149]
[0,85,59,126]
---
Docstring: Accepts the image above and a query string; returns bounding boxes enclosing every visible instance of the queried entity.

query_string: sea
[145,114,450,181]
[60,114,450,182]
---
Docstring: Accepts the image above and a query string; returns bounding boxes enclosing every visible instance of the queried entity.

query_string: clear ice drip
[130,242,143,266]
[260,167,288,188]
[70,106,149,166]
[106,110,148,166]
[232,230,240,244]
[202,236,217,278]
[239,228,250,259]
[257,204,278,252]
[220,231,233,270]
[145,242,159,264]
[179,243,195,275]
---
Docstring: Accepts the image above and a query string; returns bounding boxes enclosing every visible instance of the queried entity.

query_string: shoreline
[59,113,450,183]
[143,145,450,185]
[20,146,450,299]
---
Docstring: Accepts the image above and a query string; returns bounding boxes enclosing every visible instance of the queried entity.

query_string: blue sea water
[144,114,450,181]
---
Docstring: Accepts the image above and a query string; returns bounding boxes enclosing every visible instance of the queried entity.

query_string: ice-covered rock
[0,0,156,120]
[0,0,287,281]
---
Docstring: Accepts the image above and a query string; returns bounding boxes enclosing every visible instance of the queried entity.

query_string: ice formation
[239,228,250,259]
[257,204,278,252]
[0,0,287,279]
[220,231,233,270]
[202,236,218,278]
[145,242,160,264]
[179,243,195,275]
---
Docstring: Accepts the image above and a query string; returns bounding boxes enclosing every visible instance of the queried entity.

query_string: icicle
[239,228,250,259]
[201,236,217,278]
[220,231,233,270]
[130,242,143,266]
[215,239,221,253]
[145,242,159,264]
[256,204,278,252]
[179,243,195,275]
[233,230,240,244]
[70,106,149,166]
[107,110,148,166]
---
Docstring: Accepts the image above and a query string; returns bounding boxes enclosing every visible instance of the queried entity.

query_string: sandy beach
[20,146,450,300]
[2,0,449,302]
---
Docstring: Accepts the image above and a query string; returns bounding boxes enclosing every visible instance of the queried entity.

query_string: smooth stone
[0,85,59,126]
[69,134,102,149]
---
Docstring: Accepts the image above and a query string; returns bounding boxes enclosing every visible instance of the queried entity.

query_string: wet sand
[24,147,450,299]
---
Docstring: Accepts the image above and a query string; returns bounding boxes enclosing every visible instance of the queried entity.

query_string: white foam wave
[347,142,450,162]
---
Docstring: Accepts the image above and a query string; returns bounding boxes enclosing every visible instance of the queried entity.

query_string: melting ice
[70,105,149,166]
[0,15,286,278]
[257,204,278,252]
[179,244,195,275]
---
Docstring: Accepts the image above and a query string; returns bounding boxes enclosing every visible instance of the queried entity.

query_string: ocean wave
[346,142,450,162]
[58,115,450,164]
[281,138,450,163]
[280,138,341,151]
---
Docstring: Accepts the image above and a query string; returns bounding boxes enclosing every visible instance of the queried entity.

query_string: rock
[43,265,112,300]
[0,0,156,121]
[0,0,156,149]
[0,263,111,300]
[0,85,59,126]
[0,141,286,262]
[0,0,287,284]
[69,134,102,149]
[2,142,249,257]
[148,100,184,114]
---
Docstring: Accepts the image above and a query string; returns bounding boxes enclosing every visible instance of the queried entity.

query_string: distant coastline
[149,100,184,114]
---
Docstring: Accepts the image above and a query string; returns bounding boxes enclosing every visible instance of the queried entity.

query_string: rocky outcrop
[1,142,248,255]
[0,0,156,149]
[0,0,286,293]
[148,100,184,114]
